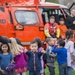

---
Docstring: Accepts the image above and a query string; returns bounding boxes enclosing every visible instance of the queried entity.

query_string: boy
[44,16,60,38]
[46,37,56,75]
[24,41,45,75]
[59,18,67,39]
[52,39,67,75]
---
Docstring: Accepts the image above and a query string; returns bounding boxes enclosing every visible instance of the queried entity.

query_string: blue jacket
[26,51,42,71]
[52,46,67,65]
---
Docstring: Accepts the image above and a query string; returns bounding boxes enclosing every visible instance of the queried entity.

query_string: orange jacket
[59,24,67,39]
[44,22,60,38]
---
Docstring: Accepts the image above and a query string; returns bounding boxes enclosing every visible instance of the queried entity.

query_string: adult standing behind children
[66,9,75,42]
[44,16,60,38]
[66,9,75,29]
[46,37,56,75]
[65,30,74,75]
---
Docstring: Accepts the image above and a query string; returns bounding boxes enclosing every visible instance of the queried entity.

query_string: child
[46,37,56,75]
[34,37,44,75]
[0,43,13,75]
[24,41,45,75]
[10,38,27,75]
[44,16,60,38]
[59,18,67,39]
[52,39,67,75]
[71,43,75,70]
[65,29,74,75]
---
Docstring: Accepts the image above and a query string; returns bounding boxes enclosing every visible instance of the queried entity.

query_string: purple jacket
[14,52,28,69]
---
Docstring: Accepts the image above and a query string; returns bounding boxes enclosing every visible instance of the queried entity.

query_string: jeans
[67,67,73,75]
[59,63,67,75]
[48,66,55,75]
[29,71,40,75]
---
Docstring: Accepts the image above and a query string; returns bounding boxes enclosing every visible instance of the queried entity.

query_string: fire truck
[0,0,74,46]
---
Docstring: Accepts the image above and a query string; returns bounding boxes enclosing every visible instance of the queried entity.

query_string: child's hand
[71,60,74,64]
[0,69,5,74]
[24,47,28,52]
[0,67,1,72]
[41,50,46,53]
[11,60,15,63]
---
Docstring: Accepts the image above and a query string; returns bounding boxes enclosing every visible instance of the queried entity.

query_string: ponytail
[66,29,73,40]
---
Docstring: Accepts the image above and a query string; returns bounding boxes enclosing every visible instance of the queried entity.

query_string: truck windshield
[15,10,39,25]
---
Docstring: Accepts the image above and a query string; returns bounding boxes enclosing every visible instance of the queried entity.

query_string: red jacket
[44,22,60,38]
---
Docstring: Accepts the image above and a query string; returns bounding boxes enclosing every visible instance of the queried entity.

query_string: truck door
[0,6,15,37]
[10,7,45,45]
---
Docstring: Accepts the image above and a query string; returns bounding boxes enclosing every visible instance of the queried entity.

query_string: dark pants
[59,63,67,75]
[48,66,55,75]
[67,66,73,75]
[29,71,40,75]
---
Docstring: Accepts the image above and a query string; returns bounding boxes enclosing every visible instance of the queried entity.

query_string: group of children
[0,36,46,75]
[46,29,75,75]
[0,37,28,75]
[44,16,68,40]
[0,29,75,75]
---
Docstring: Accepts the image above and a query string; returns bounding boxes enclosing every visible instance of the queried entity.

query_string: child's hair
[57,39,65,47]
[8,39,11,43]
[66,29,73,40]
[50,16,55,19]
[15,38,22,46]
[0,36,6,43]
[2,36,9,43]
[30,40,38,46]
[33,38,42,48]
[59,18,64,21]
[0,43,10,53]
[46,37,52,43]
[10,38,23,56]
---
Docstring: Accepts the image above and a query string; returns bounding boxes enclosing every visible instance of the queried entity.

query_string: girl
[10,38,27,75]
[34,37,44,75]
[0,43,13,75]
[71,43,75,70]
[65,29,74,75]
